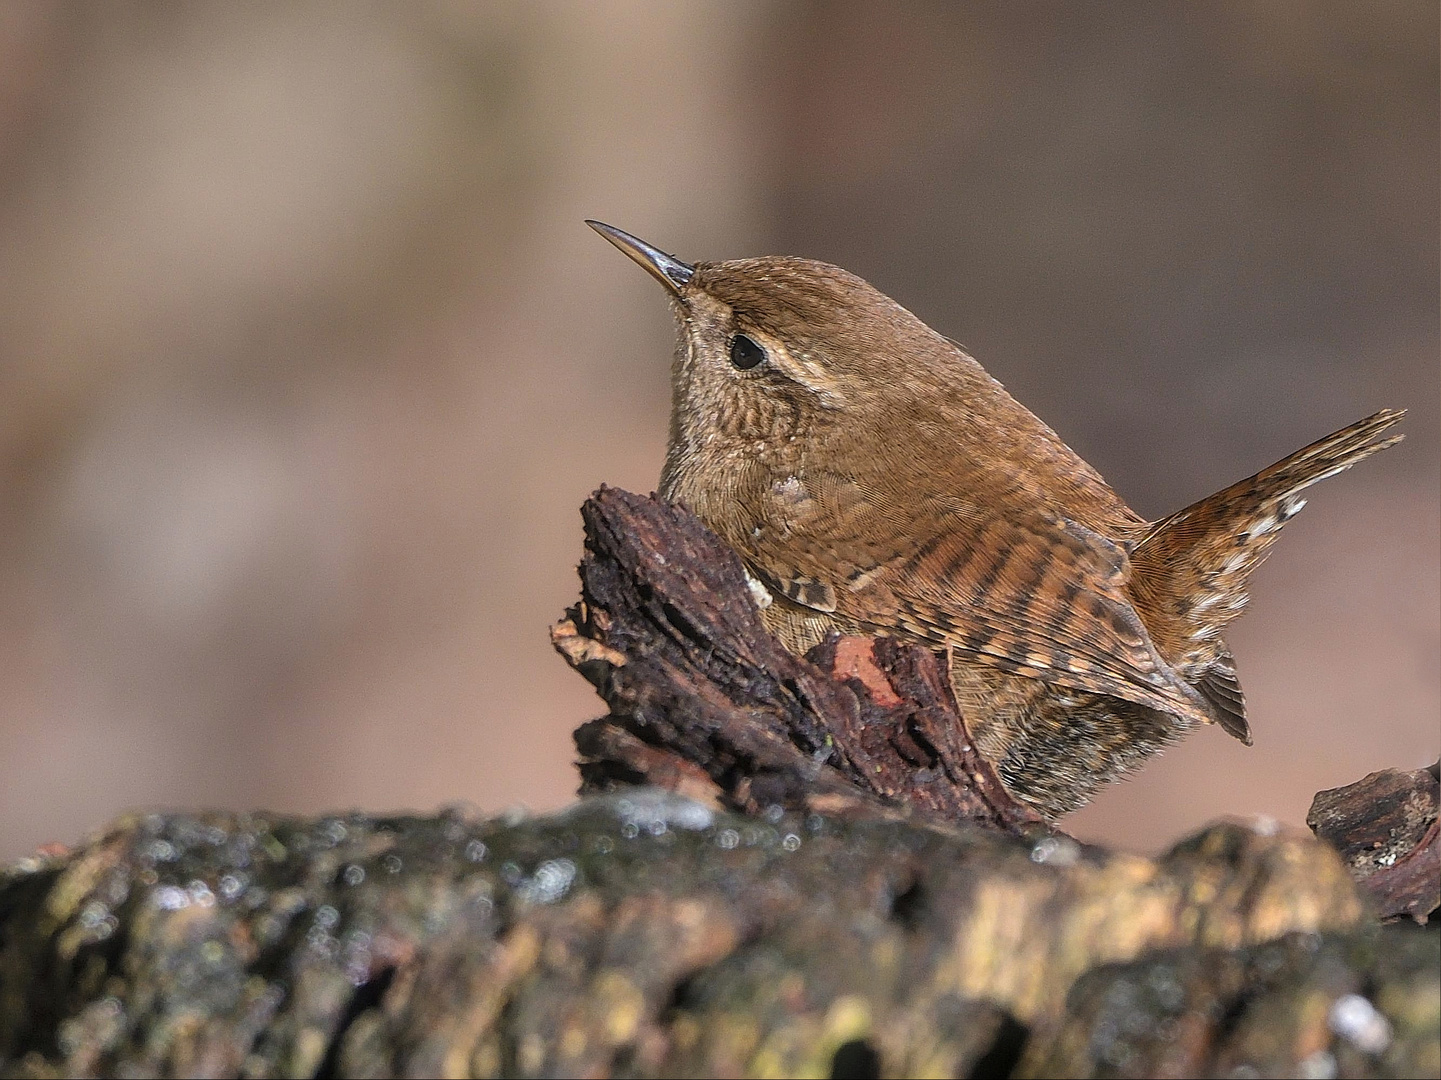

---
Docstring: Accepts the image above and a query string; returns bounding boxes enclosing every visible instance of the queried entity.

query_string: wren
[588,221,1404,818]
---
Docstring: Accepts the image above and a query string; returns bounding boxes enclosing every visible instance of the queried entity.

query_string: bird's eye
[729,333,766,370]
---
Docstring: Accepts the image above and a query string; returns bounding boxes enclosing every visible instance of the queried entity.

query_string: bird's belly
[948,660,1194,818]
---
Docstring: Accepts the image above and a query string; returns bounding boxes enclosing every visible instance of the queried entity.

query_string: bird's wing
[755,489,1215,726]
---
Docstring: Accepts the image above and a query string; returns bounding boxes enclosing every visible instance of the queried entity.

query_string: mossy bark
[1,797,1436,1078]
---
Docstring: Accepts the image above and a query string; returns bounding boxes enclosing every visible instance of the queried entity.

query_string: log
[1,799,1435,1078]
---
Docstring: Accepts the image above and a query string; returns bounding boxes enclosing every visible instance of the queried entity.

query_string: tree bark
[1308,761,1440,924]
[552,487,1041,833]
[2,800,1434,1079]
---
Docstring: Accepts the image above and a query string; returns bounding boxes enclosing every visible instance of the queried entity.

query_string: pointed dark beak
[586,220,694,296]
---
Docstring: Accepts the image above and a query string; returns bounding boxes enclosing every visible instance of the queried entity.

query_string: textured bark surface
[1308,762,1440,923]
[553,488,1042,834]
[1024,924,1439,1079]
[2,798,1435,1079]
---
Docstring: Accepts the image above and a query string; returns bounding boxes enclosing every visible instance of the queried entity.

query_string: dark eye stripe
[729,333,765,370]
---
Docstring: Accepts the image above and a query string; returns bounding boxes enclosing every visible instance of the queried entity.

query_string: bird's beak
[586,220,694,296]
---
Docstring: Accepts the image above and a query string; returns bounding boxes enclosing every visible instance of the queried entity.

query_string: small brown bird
[588,221,1404,818]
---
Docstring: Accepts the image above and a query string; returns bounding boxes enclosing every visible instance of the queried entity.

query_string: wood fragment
[1308,761,1440,923]
[552,487,1044,833]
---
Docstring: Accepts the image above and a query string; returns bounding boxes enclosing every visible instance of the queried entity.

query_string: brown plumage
[589,222,1405,818]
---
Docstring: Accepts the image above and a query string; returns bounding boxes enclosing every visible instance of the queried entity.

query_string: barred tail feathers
[1128,409,1404,738]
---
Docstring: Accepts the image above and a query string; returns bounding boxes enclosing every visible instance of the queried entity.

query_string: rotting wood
[1308,761,1440,923]
[552,487,1043,834]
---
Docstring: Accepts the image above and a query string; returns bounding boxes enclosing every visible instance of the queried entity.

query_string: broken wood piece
[552,487,1044,834]
[1308,761,1440,923]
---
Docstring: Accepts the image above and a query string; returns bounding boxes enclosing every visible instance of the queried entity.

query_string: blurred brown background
[1,1,1436,860]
